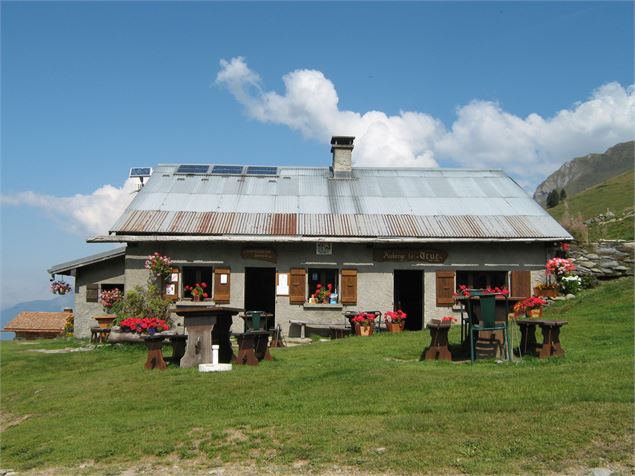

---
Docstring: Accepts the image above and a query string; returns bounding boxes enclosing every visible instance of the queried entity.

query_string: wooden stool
[516,319,542,356]
[143,335,167,370]
[421,320,452,361]
[538,320,568,358]
[90,326,111,344]
[235,331,271,365]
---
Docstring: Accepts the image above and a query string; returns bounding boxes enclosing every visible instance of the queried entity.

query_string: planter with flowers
[384,309,407,332]
[533,282,559,298]
[109,317,170,344]
[310,283,334,304]
[51,280,72,295]
[513,296,548,318]
[351,312,376,336]
[184,282,209,301]
[536,257,578,298]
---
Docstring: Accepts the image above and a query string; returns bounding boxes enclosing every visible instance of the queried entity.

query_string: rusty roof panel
[111,210,571,239]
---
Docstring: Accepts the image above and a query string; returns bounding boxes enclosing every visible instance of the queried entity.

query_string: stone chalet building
[49,137,572,338]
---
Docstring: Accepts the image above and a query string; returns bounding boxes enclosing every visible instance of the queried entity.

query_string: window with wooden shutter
[510,270,532,299]
[340,269,357,305]
[289,268,306,304]
[86,283,99,303]
[213,267,231,303]
[164,267,180,301]
[435,271,455,307]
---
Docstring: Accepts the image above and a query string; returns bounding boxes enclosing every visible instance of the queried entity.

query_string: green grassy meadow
[1,278,634,475]
[548,169,634,241]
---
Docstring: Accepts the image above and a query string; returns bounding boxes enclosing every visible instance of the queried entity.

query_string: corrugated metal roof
[108,165,572,240]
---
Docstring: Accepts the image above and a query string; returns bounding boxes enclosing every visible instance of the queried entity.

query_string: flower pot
[534,287,558,298]
[192,295,201,302]
[387,323,403,333]
[528,308,543,319]
[322,297,330,304]
[355,324,374,336]
[94,316,116,329]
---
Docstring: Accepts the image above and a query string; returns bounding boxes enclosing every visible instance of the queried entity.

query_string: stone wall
[569,240,634,279]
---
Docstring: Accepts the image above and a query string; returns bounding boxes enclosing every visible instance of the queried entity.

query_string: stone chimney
[330,136,354,178]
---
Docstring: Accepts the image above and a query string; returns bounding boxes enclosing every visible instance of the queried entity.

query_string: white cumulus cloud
[1,179,138,236]
[216,56,635,187]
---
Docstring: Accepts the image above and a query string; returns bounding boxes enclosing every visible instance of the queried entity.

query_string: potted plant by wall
[384,309,407,332]
[94,288,122,328]
[536,257,577,298]
[184,283,208,301]
[351,312,376,336]
[314,283,333,304]
[513,296,547,318]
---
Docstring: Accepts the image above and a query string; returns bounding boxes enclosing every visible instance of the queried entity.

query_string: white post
[212,344,219,366]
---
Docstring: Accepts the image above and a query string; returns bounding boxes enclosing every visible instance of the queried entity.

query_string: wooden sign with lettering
[373,248,448,263]
[241,247,277,263]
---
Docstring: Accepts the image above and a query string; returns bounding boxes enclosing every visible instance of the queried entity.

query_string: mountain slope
[548,169,634,241]
[534,141,634,206]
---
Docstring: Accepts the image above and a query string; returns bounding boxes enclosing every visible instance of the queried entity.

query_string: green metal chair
[243,311,266,332]
[466,290,511,364]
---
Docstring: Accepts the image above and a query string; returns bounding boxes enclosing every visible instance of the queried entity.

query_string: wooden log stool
[538,320,568,359]
[421,320,452,361]
[235,330,271,366]
[515,319,542,356]
[143,335,167,370]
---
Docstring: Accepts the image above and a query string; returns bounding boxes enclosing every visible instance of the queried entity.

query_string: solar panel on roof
[129,167,152,178]
[245,166,278,176]
[211,165,244,175]
[176,165,210,174]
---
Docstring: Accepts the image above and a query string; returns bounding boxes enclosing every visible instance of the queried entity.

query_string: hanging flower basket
[51,280,72,295]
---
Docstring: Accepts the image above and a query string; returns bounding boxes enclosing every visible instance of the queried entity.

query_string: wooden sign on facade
[373,248,448,263]
[240,247,277,263]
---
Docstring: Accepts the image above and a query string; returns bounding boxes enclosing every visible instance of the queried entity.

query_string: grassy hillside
[1,277,634,475]
[548,169,634,241]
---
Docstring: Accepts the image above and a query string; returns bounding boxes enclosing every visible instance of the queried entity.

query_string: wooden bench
[289,320,348,339]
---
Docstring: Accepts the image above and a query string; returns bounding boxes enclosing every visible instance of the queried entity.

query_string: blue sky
[1,1,633,308]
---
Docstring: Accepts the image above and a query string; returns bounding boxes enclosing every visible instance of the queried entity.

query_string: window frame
[181,265,214,300]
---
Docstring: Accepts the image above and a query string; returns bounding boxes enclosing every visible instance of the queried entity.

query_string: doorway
[393,270,424,331]
[244,267,276,328]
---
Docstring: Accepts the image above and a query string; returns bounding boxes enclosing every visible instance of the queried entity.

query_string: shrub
[111,285,171,326]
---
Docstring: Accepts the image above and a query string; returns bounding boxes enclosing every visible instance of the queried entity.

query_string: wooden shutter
[510,270,532,299]
[86,283,99,303]
[340,269,358,305]
[163,267,180,301]
[289,268,306,304]
[436,271,455,307]
[213,267,231,303]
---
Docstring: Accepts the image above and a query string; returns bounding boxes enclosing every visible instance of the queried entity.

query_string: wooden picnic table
[515,319,568,358]
[172,305,243,368]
